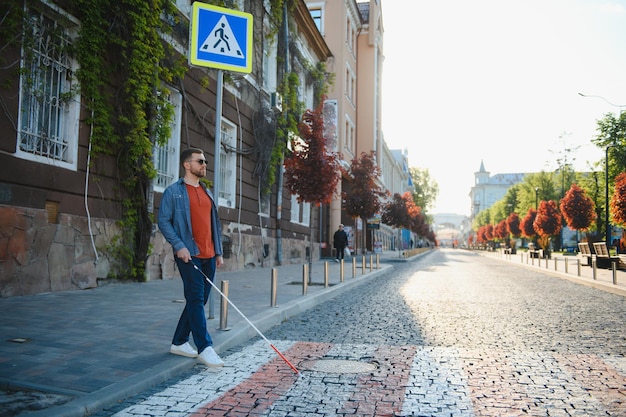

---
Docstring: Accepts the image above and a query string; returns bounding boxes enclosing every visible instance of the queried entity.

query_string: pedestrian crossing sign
[189,2,253,73]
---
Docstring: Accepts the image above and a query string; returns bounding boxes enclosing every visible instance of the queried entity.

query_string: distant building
[469,160,526,217]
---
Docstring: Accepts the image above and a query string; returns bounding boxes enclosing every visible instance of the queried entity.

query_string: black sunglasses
[190,159,208,165]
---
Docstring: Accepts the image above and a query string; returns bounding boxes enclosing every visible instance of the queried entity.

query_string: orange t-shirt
[185,183,215,259]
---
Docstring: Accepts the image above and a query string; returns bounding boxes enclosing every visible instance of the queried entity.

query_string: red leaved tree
[476,225,487,244]
[494,220,508,241]
[506,213,521,238]
[610,172,626,226]
[559,184,595,231]
[284,100,340,271]
[484,224,494,242]
[534,200,562,252]
[520,208,537,240]
[284,101,340,205]
[343,151,388,253]
[381,192,418,230]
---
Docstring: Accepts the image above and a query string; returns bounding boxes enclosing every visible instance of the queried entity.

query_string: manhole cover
[300,359,377,374]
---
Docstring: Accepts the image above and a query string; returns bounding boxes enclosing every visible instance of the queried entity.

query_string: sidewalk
[0,250,417,417]
[480,249,626,297]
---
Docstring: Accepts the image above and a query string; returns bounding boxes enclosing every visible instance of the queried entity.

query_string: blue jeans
[172,257,215,353]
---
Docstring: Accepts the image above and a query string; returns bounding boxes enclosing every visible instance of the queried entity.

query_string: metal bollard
[592,260,597,280]
[352,257,356,278]
[302,264,308,295]
[577,259,581,276]
[613,262,618,285]
[218,280,230,331]
[554,258,557,271]
[361,256,366,275]
[324,262,329,288]
[376,254,380,269]
[369,255,373,272]
[340,259,344,282]
[270,268,278,307]
[565,258,568,274]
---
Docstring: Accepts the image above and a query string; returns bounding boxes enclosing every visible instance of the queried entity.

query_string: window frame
[218,118,237,209]
[153,86,182,192]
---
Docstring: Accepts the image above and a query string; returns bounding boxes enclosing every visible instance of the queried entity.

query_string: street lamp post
[605,144,617,244]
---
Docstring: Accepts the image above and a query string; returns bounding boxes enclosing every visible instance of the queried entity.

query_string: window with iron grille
[17,6,80,170]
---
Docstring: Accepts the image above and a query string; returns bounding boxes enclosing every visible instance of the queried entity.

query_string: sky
[381,0,626,217]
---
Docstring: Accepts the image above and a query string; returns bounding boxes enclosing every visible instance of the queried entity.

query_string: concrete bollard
[352,257,356,278]
[218,280,230,331]
[376,254,380,269]
[577,259,581,277]
[369,255,373,272]
[270,268,278,307]
[565,258,568,274]
[613,262,618,285]
[361,256,366,275]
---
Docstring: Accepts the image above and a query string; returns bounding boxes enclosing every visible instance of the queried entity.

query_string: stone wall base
[0,206,319,296]
[0,205,120,297]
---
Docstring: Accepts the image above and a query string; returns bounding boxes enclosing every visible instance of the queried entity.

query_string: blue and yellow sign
[189,2,253,73]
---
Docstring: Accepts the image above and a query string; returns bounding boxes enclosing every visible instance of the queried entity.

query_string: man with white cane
[158,148,224,367]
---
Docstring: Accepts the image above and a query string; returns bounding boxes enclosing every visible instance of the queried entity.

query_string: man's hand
[216,255,224,268]
[176,247,192,263]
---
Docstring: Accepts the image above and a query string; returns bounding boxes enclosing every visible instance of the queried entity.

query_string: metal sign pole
[208,69,223,320]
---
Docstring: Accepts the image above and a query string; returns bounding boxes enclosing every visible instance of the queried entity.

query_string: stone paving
[90,250,626,416]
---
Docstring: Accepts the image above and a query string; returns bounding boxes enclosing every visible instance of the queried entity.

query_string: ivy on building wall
[2,0,332,280]
[71,0,186,280]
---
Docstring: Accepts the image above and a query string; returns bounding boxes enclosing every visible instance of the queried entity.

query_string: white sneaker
[197,346,224,367]
[170,342,198,358]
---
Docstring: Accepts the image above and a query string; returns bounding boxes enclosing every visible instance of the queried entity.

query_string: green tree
[409,167,439,216]
[591,112,626,179]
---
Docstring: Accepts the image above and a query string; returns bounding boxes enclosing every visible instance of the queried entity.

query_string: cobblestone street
[92,249,626,416]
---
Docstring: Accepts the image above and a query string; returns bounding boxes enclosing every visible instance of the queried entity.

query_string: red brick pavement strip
[191,342,334,416]
[101,342,626,416]
[555,353,626,416]
[343,345,416,417]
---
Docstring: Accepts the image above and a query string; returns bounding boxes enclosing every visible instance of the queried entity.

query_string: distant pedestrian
[333,224,348,262]
[158,148,224,367]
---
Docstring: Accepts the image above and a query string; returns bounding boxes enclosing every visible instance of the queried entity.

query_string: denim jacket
[158,178,223,257]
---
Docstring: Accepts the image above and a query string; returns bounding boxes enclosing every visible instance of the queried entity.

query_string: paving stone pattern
[92,250,626,416]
